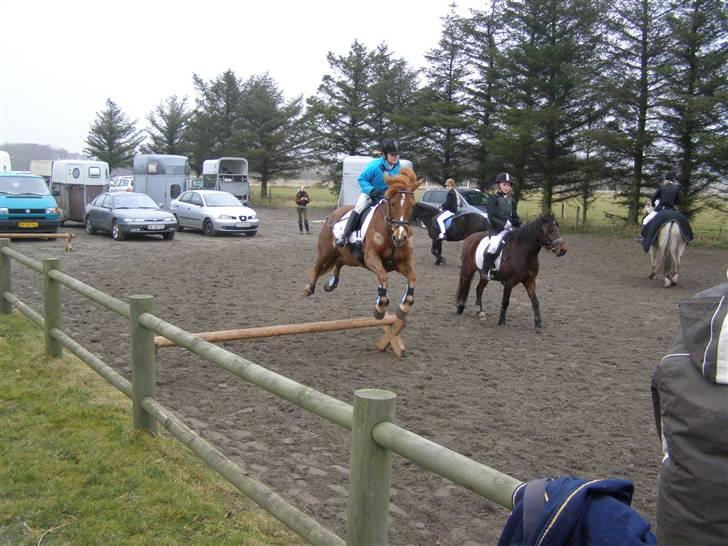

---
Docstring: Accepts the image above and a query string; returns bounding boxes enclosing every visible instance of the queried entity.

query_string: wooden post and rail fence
[0,238,522,545]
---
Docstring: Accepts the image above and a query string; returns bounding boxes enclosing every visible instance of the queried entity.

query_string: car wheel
[174,215,183,231]
[111,221,125,241]
[85,217,97,235]
[203,219,216,236]
[244,231,257,237]
[162,231,175,240]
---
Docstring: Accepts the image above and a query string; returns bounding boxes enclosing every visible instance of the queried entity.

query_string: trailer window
[170,185,181,199]
[72,168,80,179]
[147,161,160,175]
[89,167,101,178]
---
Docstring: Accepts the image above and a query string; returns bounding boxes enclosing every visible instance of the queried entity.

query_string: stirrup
[335,235,348,247]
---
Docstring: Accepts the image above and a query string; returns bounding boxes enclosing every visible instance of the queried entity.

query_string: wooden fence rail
[0,238,522,545]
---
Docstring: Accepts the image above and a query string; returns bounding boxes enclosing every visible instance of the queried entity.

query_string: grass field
[0,313,297,545]
[251,183,727,247]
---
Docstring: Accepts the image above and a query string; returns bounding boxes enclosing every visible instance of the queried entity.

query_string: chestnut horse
[455,214,567,332]
[304,168,422,319]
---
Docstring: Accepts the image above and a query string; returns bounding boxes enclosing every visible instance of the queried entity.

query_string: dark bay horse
[412,202,490,265]
[304,168,422,319]
[455,214,567,332]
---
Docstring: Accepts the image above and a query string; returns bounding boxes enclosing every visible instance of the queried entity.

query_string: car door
[187,193,205,230]
[172,193,191,227]
[100,194,114,231]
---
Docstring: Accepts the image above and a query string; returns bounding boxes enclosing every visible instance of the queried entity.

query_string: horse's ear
[412,179,424,191]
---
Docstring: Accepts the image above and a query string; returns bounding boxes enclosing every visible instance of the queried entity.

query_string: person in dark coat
[640,171,681,239]
[481,172,522,280]
[435,178,458,240]
[651,282,728,546]
[294,185,311,234]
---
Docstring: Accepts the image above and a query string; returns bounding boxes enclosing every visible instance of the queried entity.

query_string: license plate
[18,222,39,228]
[236,221,251,228]
[147,224,164,230]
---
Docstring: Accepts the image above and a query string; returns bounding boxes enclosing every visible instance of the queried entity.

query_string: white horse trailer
[133,154,190,210]
[202,157,250,204]
[0,151,11,172]
[50,160,110,223]
[339,156,414,207]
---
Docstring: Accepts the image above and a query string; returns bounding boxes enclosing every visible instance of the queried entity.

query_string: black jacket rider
[651,184,681,211]
[441,190,458,214]
[486,192,522,233]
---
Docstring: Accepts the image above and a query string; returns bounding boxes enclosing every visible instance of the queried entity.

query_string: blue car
[0,172,61,233]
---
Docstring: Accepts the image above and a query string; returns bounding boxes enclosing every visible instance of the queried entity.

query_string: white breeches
[487,228,509,253]
[642,211,657,225]
[354,193,373,214]
[436,211,454,236]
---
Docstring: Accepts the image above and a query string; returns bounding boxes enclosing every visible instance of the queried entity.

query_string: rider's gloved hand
[369,189,383,202]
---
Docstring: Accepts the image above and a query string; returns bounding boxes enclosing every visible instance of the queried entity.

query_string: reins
[384,190,415,228]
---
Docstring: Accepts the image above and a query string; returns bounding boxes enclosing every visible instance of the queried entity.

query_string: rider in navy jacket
[335,138,402,247]
[435,178,458,239]
[650,171,681,211]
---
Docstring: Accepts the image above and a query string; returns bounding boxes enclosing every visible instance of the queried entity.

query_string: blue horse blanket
[497,477,657,546]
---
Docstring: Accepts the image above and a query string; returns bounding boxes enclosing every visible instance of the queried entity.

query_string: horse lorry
[50,159,110,223]
[202,157,250,204]
[339,156,413,207]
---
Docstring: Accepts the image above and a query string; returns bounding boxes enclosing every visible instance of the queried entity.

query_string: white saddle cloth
[332,205,378,245]
[475,234,505,272]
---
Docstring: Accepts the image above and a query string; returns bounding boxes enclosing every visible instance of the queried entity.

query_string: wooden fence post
[0,240,11,314]
[130,295,157,434]
[347,389,396,545]
[42,258,62,358]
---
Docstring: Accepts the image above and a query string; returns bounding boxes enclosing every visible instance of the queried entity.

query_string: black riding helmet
[495,172,512,185]
[665,171,676,182]
[381,138,400,155]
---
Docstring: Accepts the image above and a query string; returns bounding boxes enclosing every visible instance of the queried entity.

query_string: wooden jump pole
[154,313,407,356]
[1,233,76,251]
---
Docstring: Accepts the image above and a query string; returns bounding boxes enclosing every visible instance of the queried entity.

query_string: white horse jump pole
[154,313,407,357]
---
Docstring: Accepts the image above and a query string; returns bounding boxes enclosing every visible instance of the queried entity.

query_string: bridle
[384,190,415,229]
[542,221,564,251]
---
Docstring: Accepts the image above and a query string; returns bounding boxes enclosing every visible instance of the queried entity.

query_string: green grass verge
[250,184,726,247]
[0,313,299,546]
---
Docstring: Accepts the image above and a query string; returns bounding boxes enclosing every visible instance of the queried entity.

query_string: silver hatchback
[169,190,259,236]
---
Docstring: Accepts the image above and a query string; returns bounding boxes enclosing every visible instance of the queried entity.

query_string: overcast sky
[1,0,486,154]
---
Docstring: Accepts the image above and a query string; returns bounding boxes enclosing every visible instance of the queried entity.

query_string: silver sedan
[169,190,259,236]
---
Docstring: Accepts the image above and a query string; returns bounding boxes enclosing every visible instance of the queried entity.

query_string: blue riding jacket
[357,157,401,196]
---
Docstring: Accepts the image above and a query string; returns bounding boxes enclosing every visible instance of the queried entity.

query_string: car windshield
[463,191,489,206]
[203,193,241,207]
[113,194,158,209]
[0,176,51,195]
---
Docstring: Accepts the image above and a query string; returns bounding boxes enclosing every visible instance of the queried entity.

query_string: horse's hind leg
[648,247,660,280]
[432,238,445,265]
[304,252,337,296]
[323,263,342,292]
[525,279,542,332]
[475,277,488,320]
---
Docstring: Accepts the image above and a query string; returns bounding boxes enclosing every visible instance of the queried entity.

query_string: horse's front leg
[524,279,542,333]
[396,256,417,320]
[498,283,514,326]
[366,255,390,319]
[475,277,488,320]
[648,247,659,280]
[432,238,444,265]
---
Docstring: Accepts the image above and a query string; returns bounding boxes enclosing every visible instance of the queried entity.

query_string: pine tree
[234,73,308,197]
[414,8,472,184]
[140,95,192,156]
[658,0,728,218]
[186,70,245,173]
[83,99,144,170]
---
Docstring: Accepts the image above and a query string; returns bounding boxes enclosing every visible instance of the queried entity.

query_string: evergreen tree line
[83,0,726,222]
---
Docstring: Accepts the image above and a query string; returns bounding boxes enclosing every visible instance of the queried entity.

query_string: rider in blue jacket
[335,138,402,247]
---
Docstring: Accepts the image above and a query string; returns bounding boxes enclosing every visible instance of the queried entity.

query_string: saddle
[332,203,377,246]
[475,231,510,272]
[640,209,693,253]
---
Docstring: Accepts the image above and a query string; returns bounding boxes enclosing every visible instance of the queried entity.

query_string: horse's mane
[384,167,419,196]
[511,213,556,242]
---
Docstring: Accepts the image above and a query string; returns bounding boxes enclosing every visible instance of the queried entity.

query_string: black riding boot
[304,220,310,234]
[335,211,359,247]
[481,252,496,281]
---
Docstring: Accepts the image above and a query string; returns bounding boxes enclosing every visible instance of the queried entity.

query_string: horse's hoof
[323,279,338,292]
[373,309,385,320]
[455,304,464,315]
[663,277,672,288]
[303,285,314,296]
[648,273,655,280]
[477,311,486,321]
[498,319,506,326]
[396,306,409,320]
[535,326,542,334]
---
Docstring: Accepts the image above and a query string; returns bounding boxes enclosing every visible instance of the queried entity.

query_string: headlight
[117,217,129,223]
[45,207,61,215]
[218,214,236,220]
[166,217,177,223]
[0,208,8,215]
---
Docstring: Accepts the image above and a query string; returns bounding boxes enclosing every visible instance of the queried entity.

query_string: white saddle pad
[475,235,503,272]
[332,205,378,245]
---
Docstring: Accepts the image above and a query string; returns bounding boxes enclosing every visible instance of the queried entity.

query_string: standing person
[481,172,522,280]
[294,185,311,234]
[335,138,402,247]
[651,283,728,546]
[435,178,458,240]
